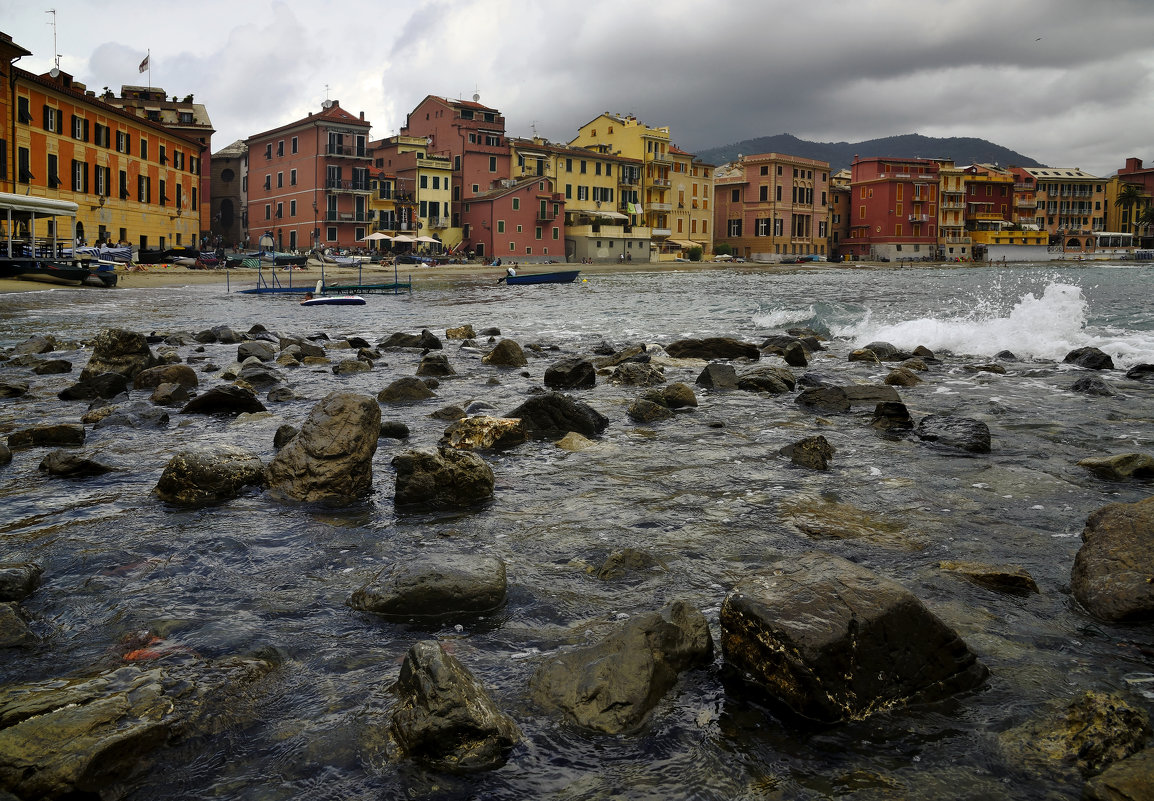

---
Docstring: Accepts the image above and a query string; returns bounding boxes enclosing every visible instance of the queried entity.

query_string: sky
[3,0,1152,176]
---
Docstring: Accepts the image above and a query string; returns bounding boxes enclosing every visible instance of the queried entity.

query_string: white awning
[584,209,628,220]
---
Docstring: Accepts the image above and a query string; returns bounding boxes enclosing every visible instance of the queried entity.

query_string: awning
[672,240,698,248]
[589,209,628,220]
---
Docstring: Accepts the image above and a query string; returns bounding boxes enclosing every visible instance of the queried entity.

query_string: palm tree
[1114,183,1145,233]
[1135,205,1154,247]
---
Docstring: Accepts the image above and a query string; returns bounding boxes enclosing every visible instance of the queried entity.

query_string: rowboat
[499,270,580,285]
[300,294,365,306]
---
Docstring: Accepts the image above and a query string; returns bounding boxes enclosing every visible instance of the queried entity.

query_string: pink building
[846,156,939,261]
[462,177,563,262]
[245,100,372,252]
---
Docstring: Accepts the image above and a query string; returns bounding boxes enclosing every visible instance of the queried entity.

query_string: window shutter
[43,105,51,131]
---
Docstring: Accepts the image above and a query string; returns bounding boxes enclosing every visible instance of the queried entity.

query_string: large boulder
[544,357,596,389]
[531,601,713,734]
[347,554,507,620]
[696,363,739,389]
[916,414,991,453]
[387,640,521,773]
[720,553,987,723]
[57,372,130,401]
[154,445,266,506]
[133,364,198,391]
[79,328,158,381]
[1071,496,1154,621]
[441,416,528,451]
[1065,347,1115,370]
[266,392,380,504]
[505,392,609,439]
[180,385,266,416]
[665,337,760,361]
[481,339,528,368]
[392,447,495,510]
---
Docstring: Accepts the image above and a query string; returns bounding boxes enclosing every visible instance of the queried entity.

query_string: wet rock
[238,363,282,386]
[150,382,191,406]
[92,401,170,429]
[780,435,835,470]
[12,334,57,355]
[916,414,991,453]
[737,368,792,395]
[870,401,914,431]
[506,392,609,439]
[380,329,442,350]
[531,601,713,734]
[430,404,466,421]
[795,386,850,413]
[266,386,297,403]
[555,432,595,451]
[180,385,266,416]
[779,496,920,550]
[939,561,1040,595]
[999,691,1151,779]
[378,376,437,403]
[33,359,72,375]
[901,357,929,371]
[482,339,529,368]
[237,341,275,363]
[266,392,380,504]
[1125,364,1154,382]
[332,357,372,375]
[665,337,760,361]
[1071,495,1154,621]
[627,399,674,423]
[133,364,198,390]
[1071,375,1114,395]
[885,367,922,386]
[645,382,698,409]
[1083,746,1154,800]
[6,424,85,450]
[759,334,803,356]
[387,640,521,773]
[863,341,901,360]
[782,341,808,367]
[38,449,115,478]
[1065,347,1114,370]
[273,424,298,449]
[594,548,665,581]
[392,447,495,510]
[1078,453,1154,481]
[843,385,902,407]
[57,372,130,401]
[609,362,665,386]
[417,353,455,377]
[591,343,646,369]
[347,554,507,620]
[79,328,159,381]
[0,443,9,467]
[696,363,739,389]
[155,445,266,506]
[0,381,29,399]
[441,416,528,451]
[544,357,596,389]
[0,564,42,602]
[380,421,411,440]
[966,363,1007,375]
[848,348,880,363]
[445,324,476,340]
[720,553,986,723]
[0,603,35,648]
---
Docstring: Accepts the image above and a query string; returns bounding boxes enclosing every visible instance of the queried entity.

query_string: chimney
[359,111,364,121]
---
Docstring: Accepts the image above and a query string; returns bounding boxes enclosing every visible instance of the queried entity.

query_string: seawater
[2,262,1154,800]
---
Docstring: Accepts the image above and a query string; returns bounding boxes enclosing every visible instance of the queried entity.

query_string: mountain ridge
[693,133,1043,172]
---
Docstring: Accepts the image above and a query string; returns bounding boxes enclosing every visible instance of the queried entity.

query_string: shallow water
[2,263,1154,800]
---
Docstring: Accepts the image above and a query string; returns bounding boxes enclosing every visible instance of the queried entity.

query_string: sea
[2,262,1153,800]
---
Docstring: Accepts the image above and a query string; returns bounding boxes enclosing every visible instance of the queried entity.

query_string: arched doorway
[75,222,85,245]
[219,199,234,230]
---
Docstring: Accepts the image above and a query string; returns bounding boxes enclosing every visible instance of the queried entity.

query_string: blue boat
[500,270,580,285]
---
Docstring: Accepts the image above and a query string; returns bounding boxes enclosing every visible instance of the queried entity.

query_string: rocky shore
[2,296,1154,798]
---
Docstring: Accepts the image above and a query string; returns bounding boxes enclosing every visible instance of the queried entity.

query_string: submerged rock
[779,435,835,470]
[0,564,42,602]
[6,424,85,450]
[1084,746,1154,800]
[1077,453,1154,481]
[916,414,991,453]
[155,445,266,506]
[347,554,507,620]
[939,560,1040,595]
[665,337,760,361]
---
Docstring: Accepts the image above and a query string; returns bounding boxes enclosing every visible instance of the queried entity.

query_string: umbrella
[414,235,438,243]
[391,234,415,243]
[361,232,392,241]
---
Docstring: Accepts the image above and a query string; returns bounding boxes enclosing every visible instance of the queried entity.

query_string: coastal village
[3,27,1154,267]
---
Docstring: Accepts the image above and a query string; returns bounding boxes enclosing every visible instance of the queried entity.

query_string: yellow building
[369,135,458,250]
[1023,167,1105,239]
[668,146,714,257]
[935,160,972,261]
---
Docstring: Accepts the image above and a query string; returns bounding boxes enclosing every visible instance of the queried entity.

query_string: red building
[846,156,940,261]
[245,100,372,252]
[462,177,563,262]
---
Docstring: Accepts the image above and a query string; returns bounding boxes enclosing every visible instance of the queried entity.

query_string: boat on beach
[499,269,581,285]
[1,192,118,288]
[300,292,366,306]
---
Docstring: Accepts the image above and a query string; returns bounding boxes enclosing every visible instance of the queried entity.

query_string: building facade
[369,134,455,248]
[209,139,246,247]
[463,177,563,262]
[846,156,939,261]
[1022,167,1105,243]
[712,153,830,262]
[245,100,372,252]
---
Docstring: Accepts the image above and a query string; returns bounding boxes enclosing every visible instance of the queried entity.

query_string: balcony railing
[908,214,930,222]
[326,145,368,158]
[325,179,372,193]
[326,211,370,222]
[426,216,449,228]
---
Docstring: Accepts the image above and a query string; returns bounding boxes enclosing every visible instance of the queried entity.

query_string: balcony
[326,211,370,222]
[426,216,449,228]
[326,144,368,158]
[648,152,672,164]
[325,179,372,193]
[618,175,640,187]
[651,228,672,237]
[650,178,670,187]
[649,202,673,212]
[908,214,930,223]
[940,201,964,210]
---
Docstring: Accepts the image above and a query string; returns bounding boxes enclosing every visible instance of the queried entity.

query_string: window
[116,131,130,154]
[489,156,497,172]
[580,160,587,174]
[728,219,742,236]
[276,202,283,218]
[140,138,149,160]
[290,169,297,186]
[420,175,428,189]
[137,174,150,203]
[94,123,110,148]
[497,220,505,233]
[277,172,283,188]
[265,204,271,220]
[553,227,559,240]
[755,218,769,236]
[759,185,768,202]
[566,158,572,172]
[159,179,167,205]
[327,227,337,241]
[731,188,739,202]
[47,154,61,188]
[565,184,572,199]
[577,186,588,201]
[291,136,298,154]
[95,165,109,196]
[265,143,272,159]
[290,200,296,216]
[760,165,769,176]
[17,97,32,124]
[71,115,88,141]
[119,170,129,199]
[176,184,182,209]
[535,226,542,239]
[159,145,167,165]
[277,140,284,156]
[43,105,62,133]
[512,198,520,211]
[774,218,784,236]
[264,175,271,190]
[71,159,89,192]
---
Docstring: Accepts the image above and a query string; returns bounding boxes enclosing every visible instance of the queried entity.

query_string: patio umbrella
[414,235,438,243]
[391,234,415,243]
[361,232,392,241]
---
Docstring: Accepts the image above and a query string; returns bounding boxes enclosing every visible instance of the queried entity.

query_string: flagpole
[146,48,151,92]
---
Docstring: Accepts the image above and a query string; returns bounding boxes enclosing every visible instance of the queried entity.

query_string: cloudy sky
[4,0,1152,176]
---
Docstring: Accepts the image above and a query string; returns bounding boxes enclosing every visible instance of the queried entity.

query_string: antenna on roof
[473,85,480,103]
[46,9,61,76]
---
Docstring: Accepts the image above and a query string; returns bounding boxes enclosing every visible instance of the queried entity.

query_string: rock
[544,357,596,389]
[12,334,57,355]
[780,435,835,470]
[1078,453,1154,481]
[0,381,29,399]
[999,691,1151,779]
[531,601,713,734]
[1065,347,1115,370]
[445,324,476,340]
[555,432,595,451]
[885,367,922,386]
[863,341,900,360]
[180,386,266,416]
[380,421,411,440]
[417,353,455,377]
[430,404,467,421]
[965,363,1007,375]
[795,386,850,413]
[441,416,528,451]
[848,348,880,363]
[1083,746,1154,800]
[1072,376,1114,395]
[91,401,170,430]
[737,369,792,395]
[759,334,803,356]
[32,359,72,375]
[870,401,914,431]
[388,640,520,773]
[6,424,85,450]
[901,357,929,371]
[594,548,664,581]
[646,382,698,409]
[266,392,380,504]
[380,329,442,350]
[1125,364,1154,382]
[696,363,739,389]
[0,603,35,648]
[79,328,159,381]
[347,554,507,620]
[627,399,674,423]
[782,341,808,367]
[843,385,902,406]
[720,553,986,723]
[237,341,276,363]
[132,364,198,390]
[150,382,191,406]
[0,564,42,602]
[392,447,495,510]
[916,414,991,453]
[0,443,9,467]
[38,450,115,478]
[332,357,372,375]
[939,561,1040,595]
[665,337,760,361]
[506,392,609,439]
[266,386,297,403]
[57,372,130,401]
[378,376,437,403]
[155,445,266,506]
[913,345,937,360]
[778,496,920,551]
[592,343,647,369]
[609,362,665,386]
[1072,496,1154,621]
[481,339,528,367]
[273,424,298,449]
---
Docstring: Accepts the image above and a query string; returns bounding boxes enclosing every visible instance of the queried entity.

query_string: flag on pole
[138,55,149,73]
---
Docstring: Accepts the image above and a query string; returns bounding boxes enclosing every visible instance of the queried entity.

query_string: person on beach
[506,265,517,278]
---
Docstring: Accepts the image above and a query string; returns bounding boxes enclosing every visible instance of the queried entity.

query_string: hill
[694,133,1042,172]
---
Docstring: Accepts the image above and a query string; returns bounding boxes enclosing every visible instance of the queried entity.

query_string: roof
[1023,167,1100,180]
[246,100,370,143]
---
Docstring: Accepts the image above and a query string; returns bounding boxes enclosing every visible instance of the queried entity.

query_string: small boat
[499,270,580,285]
[301,293,365,306]
[261,251,307,267]
[0,259,117,287]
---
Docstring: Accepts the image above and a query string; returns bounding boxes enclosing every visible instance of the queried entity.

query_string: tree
[1135,205,1154,245]
[1114,183,1145,233]
[687,246,703,262]
[714,243,732,256]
